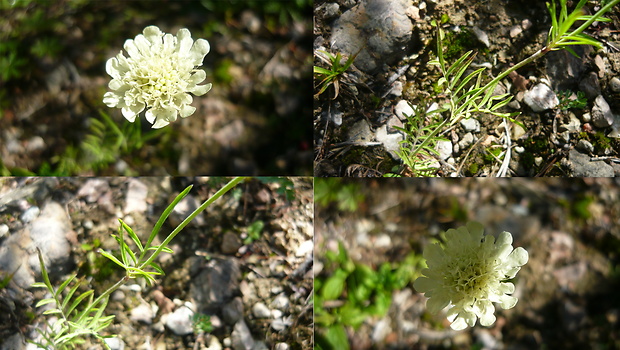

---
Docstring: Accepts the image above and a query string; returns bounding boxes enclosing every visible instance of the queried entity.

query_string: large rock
[190,257,241,314]
[331,0,415,73]
[591,95,614,128]
[523,83,559,112]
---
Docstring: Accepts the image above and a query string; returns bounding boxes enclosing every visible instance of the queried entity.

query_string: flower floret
[103,25,211,128]
[414,222,528,330]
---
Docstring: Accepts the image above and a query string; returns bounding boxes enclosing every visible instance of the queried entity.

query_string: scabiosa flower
[413,222,528,330]
[103,25,212,129]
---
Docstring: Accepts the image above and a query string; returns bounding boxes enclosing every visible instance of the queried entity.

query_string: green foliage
[314,49,359,99]
[556,90,587,110]
[394,102,448,177]
[315,242,425,349]
[315,178,365,212]
[192,313,214,334]
[258,177,296,201]
[30,178,246,349]
[200,0,310,27]
[244,220,264,244]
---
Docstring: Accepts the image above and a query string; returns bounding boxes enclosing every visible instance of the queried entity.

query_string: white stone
[375,124,403,160]
[130,303,154,324]
[610,77,620,93]
[394,100,415,120]
[435,140,453,160]
[252,302,272,319]
[460,118,480,132]
[523,83,559,112]
[104,337,125,350]
[295,240,313,257]
[165,306,194,335]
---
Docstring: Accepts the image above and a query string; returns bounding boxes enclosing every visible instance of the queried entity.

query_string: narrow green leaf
[120,219,144,252]
[36,248,53,291]
[446,51,474,78]
[453,67,485,96]
[449,55,476,90]
[99,249,126,269]
[145,185,193,254]
[149,262,165,276]
[31,282,47,288]
[55,275,77,298]
[62,279,82,311]
[147,245,173,253]
[313,66,333,75]
[43,308,63,315]
[35,298,57,308]
[66,289,94,317]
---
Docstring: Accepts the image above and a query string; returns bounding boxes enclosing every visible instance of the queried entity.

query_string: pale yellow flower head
[103,25,211,128]
[414,222,528,330]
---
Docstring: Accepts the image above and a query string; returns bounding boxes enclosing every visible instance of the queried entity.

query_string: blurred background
[0,0,312,176]
[315,178,620,350]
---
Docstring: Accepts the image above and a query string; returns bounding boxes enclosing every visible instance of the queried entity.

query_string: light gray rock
[0,224,8,238]
[104,337,126,350]
[124,179,148,214]
[375,124,403,160]
[610,77,620,93]
[77,179,110,203]
[576,140,594,154]
[274,344,289,350]
[386,115,404,133]
[1,333,27,350]
[435,140,452,160]
[20,206,40,223]
[457,132,474,150]
[347,119,373,142]
[331,0,415,73]
[523,83,559,112]
[231,320,255,350]
[130,303,154,324]
[591,95,614,128]
[460,118,480,132]
[394,100,415,120]
[271,293,290,311]
[252,302,271,318]
[472,26,490,47]
[569,148,614,177]
[28,201,73,278]
[165,306,195,335]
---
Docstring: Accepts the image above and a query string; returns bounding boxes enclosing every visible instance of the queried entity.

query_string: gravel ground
[0,177,313,350]
[314,0,620,177]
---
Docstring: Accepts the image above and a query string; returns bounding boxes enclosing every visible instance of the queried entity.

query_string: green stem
[139,176,247,269]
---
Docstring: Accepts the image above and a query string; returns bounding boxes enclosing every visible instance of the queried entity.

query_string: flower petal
[191,83,212,96]
[180,104,196,118]
[143,25,163,45]
[176,28,193,55]
[426,294,450,314]
[189,38,210,66]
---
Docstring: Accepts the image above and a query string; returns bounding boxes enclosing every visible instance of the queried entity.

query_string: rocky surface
[314,0,620,176]
[0,177,313,350]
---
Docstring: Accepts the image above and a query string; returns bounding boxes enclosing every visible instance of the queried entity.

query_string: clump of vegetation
[315,242,425,350]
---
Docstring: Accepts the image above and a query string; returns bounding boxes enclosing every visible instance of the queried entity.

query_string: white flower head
[103,25,211,128]
[413,222,528,330]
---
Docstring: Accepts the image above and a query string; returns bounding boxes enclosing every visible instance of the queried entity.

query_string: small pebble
[0,224,8,238]
[394,100,415,120]
[610,77,620,93]
[252,302,272,319]
[20,206,40,223]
